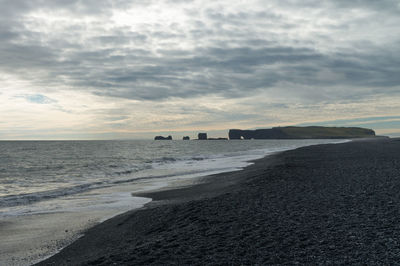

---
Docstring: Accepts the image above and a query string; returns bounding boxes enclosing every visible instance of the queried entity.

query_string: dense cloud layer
[0,0,399,138]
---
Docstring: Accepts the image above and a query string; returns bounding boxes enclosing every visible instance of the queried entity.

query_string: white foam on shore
[0,194,151,266]
[0,170,220,266]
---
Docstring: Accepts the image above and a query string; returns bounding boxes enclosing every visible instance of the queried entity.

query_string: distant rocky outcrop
[198,133,207,140]
[229,126,376,140]
[183,136,190,140]
[154,135,172,140]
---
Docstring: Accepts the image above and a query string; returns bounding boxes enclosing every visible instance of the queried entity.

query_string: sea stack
[198,133,207,140]
[154,135,173,140]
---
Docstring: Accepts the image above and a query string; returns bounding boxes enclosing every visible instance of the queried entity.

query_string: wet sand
[38,138,400,265]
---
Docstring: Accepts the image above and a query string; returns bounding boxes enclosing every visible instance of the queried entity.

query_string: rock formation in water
[154,135,173,140]
[198,133,207,140]
[183,136,190,140]
[229,126,376,140]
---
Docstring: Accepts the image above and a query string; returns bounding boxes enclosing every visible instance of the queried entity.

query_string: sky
[0,0,399,140]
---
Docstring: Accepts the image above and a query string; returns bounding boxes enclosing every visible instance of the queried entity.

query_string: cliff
[229,126,376,140]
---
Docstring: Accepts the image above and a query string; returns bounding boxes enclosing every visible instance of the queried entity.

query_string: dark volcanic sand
[38,138,400,265]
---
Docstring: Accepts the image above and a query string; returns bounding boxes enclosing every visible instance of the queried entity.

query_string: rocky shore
[38,138,400,265]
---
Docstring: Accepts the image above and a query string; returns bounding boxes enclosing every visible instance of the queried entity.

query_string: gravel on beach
[38,138,400,265]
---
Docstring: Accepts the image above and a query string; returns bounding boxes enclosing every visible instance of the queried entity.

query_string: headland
[154,126,379,140]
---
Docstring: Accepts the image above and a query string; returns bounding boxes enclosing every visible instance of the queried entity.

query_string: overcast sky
[0,0,399,139]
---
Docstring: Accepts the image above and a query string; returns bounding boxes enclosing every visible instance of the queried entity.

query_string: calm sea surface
[0,139,346,265]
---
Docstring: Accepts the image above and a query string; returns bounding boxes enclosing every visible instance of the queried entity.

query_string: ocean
[0,139,345,265]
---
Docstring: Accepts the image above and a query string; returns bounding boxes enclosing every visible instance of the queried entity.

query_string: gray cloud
[0,0,399,103]
[0,0,134,17]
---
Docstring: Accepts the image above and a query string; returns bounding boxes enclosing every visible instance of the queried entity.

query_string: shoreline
[39,137,400,264]
[1,139,341,265]
[33,148,282,265]
[37,146,285,265]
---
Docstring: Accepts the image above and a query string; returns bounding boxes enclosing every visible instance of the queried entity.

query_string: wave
[0,153,250,209]
[1,139,349,211]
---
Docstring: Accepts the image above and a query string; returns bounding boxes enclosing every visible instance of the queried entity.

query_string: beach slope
[39,138,400,265]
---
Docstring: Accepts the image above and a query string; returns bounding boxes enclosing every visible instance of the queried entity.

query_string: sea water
[0,139,346,265]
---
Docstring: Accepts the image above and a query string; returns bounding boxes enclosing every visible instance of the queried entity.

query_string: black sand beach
[38,138,400,265]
